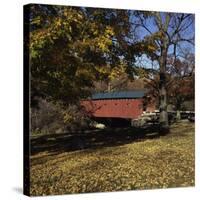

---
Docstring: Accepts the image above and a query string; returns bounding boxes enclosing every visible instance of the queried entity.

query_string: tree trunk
[108,82,111,92]
[176,110,181,121]
[159,44,169,133]
[159,72,169,132]
[176,98,182,121]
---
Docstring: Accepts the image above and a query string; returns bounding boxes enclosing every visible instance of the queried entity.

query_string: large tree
[28,5,138,107]
[132,12,194,132]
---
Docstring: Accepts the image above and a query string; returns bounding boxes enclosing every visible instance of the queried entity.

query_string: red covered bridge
[81,90,155,121]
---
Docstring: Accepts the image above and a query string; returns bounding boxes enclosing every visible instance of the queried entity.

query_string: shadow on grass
[31,124,166,156]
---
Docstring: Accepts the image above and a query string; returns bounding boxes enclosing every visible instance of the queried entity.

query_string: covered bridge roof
[91,90,146,100]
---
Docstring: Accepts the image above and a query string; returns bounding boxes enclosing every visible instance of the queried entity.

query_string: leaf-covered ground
[30,121,195,196]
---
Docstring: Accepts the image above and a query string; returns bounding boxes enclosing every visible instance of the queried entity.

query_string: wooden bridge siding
[81,99,143,119]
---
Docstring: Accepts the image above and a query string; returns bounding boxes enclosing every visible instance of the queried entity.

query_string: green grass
[30,121,195,196]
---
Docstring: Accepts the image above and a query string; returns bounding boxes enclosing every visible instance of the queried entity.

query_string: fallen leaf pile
[30,121,194,196]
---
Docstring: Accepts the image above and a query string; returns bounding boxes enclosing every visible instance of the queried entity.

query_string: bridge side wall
[81,99,144,119]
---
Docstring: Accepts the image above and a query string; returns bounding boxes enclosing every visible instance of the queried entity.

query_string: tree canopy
[29,5,141,106]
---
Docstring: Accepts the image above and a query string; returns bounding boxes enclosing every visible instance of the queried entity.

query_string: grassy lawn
[30,121,195,196]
